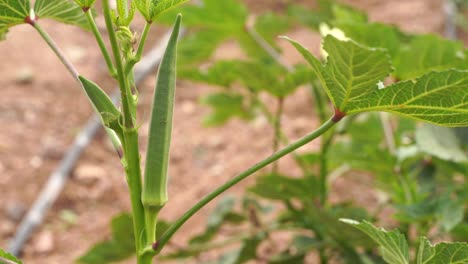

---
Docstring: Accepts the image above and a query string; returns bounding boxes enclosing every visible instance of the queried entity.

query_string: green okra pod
[142,14,182,243]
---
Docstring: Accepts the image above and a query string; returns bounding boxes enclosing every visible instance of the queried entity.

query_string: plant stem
[33,23,79,82]
[123,129,146,263]
[126,22,152,75]
[318,129,335,205]
[103,0,134,128]
[84,9,118,78]
[272,97,284,173]
[154,117,338,254]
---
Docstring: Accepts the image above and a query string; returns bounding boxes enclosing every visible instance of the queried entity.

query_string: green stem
[123,129,146,263]
[84,10,118,78]
[310,84,327,123]
[125,22,152,75]
[272,97,284,173]
[318,129,336,205]
[154,117,338,254]
[254,96,311,174]
[33,23,79,82]
[103,0,134,128]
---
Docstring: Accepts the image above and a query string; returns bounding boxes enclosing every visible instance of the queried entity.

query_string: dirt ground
[0,0,458,263]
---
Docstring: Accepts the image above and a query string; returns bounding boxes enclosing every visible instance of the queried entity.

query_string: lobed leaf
[0,0,30,40]
[417,237,468,264]
[135,0,189,22]
[348,70,468,127]
[73,0,95,8]
[283,35,392,112]
[0,248,22,264]
[34,0,89,29]
[340,219,410,264]
[394,35,468,80]
[285,36,468,127]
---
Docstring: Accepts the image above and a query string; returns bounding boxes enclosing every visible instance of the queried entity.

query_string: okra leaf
[201,93,253,126]
[283,35,393,113]
[285,36,468,127]
[142,14,181,207]
[347,70,468,127]
[78,76,121,131]
[394,35,468,80]
[34,0,90,29]
[73,0,95,8]
[0,248,22,264]
[78,213,171,263]
[415,124,467,162]
[340,219,409,264]
[77,213,135,264]
[417,237,468,264]
[248,173,320,201]
[0,0,30,40]
[135,0,189,22]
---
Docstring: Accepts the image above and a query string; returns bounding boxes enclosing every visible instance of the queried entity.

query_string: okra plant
[0,0,467,264]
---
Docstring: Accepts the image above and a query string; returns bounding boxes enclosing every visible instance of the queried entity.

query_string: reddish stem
[332,108,346,122]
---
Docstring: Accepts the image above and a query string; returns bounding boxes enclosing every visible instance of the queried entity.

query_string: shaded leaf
[189,196,244,245]
[394,35,468,80]
[34,0,89,29]
[415,124,467,162]
[77,213,135,264]
[249,173,319,201]
[0,0,30,40]
[201,93,253,126]
[340,219,409,264]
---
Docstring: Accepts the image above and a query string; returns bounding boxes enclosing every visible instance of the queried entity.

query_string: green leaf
[249,173,319,201]
[34,0,90,29]
[135,0,189,21]
[78,76,121,131]
[73,0,95,8]
[283,35,392,112]
[415,124,467,162]
[285,35,468,126]
[78,213,171,263]
[417,237,468,264]
[142,14,181,207]
[201,93,253,126]
[0,248,22,264]
[340,219,409,264]
[394,35,468,80]
[216,236,262,264]
[347,70,468,127]
[0,0,30,40]
[77,213,135,264]
[189,196,243,245]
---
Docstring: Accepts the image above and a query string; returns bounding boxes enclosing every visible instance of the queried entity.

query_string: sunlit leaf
[341,219,409,264]
[135,0,189,21]
[73,0,95,8]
